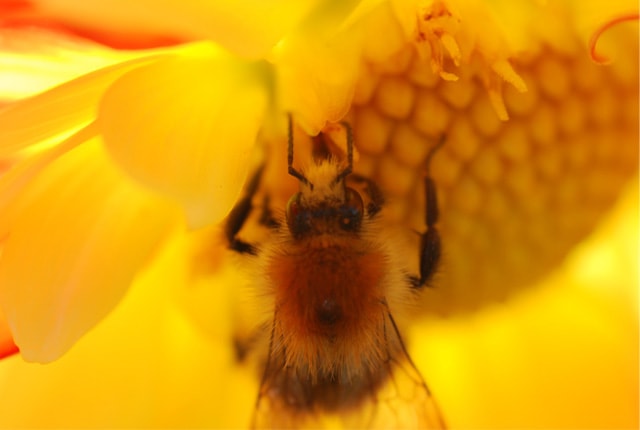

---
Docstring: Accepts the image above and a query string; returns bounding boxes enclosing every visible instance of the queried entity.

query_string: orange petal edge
[0,339,18,359]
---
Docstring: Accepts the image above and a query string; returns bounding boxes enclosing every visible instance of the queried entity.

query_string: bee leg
[259,194,281,229]
[409,176,441,288]
[409,139,444,288]
[233,321,271,363]
[224,164,265,255]
[233,335,252,363]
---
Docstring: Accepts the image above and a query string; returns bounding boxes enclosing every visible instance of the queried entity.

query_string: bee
[225,115,446,429]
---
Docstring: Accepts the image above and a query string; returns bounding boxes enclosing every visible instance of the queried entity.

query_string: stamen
[484,60,528,121]
[415,1,461,81]
[589,13,639,64]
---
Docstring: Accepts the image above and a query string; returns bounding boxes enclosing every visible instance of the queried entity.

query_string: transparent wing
[251,356,446,429]
[251,311,446,429]
[361,354,446,429]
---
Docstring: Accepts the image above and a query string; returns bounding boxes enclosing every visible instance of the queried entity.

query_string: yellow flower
[0,0,637,428]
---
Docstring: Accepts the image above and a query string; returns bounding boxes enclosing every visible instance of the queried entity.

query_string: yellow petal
[274,28,363,134]
[98,45,268,228]
[0,53,167,157]
[32,0,322,58]
[0,125,95,222]
[0,231,254,427]
[0,137,178,362]
[0,26,142,101]
[416,182,638,428]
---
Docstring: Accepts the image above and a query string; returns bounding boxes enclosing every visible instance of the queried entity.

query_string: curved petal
[0,26,147,102]
[98,46,268,228]
[0,233,253,427]
[417,184,638,428]
[275,25,363,134]
[25,0,323,58]
[0,124,95,221]
[0,137,179,362]
[0,50,170,157]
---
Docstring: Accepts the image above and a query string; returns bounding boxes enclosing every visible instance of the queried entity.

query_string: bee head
[286,115,365,239]
[285,172,364,238]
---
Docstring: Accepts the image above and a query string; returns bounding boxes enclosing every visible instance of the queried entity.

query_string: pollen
[411,88,452,138]
[496,124,529,163]
[353,107,393,156]
[469,94,503,138]
[377,155,416,198]
[503,72,538,117]
[346,40,638,312]
[374,76,415,119]
[448,117,480,163]
[390,123,434,168]
[470,149,502,187]
[536,57,571,100]
[439,79,476,110]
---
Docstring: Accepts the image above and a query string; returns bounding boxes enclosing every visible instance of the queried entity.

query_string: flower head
[0,0,637,427]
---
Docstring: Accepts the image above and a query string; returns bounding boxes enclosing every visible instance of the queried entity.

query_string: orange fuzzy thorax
[268,235,388,381]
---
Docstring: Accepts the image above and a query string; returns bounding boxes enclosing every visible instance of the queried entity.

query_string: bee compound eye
[286,192,310,236]
[340,187,364,231]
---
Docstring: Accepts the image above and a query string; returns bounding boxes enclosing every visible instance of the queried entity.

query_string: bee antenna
[287,113,313,190]
[331,120,354,186]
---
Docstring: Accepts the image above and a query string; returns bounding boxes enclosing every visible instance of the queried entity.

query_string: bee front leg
[224,165,266,255]
[409,175,441,289]
[409,139,444,289]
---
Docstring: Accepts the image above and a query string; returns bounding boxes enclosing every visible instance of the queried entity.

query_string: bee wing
[250,312,446,429]
[352,307,447,429]
[359,354,446,429]
[251,358,446,429]
[251,365,316,429]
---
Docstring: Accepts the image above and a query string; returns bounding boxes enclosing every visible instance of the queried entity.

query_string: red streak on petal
[0,305,18,360]
[9,19,187,49]
[1,0,185,49]
[65,28,185,49]
[1,20,185,49]
[0,0,33,13]
[0,230,17,360]
[0,339,19,360]
[589,12,639,64]
[0,159,15,178]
